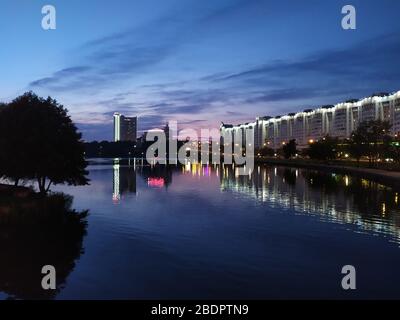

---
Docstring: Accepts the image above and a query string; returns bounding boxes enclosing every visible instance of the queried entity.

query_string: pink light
[148,177,165,188]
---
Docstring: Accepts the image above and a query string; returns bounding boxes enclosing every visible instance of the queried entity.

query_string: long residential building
[220,90,400,150]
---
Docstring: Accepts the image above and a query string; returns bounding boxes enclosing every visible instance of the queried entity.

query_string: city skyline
[1,0,400,141]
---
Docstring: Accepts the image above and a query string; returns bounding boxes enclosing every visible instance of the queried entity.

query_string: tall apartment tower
[113,112,137,142]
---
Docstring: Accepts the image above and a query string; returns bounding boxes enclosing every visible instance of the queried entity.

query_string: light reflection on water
[2,160,400,299]
[217,164,400,244]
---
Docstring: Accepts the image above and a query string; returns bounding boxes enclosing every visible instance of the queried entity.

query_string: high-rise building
[113,112,137,142]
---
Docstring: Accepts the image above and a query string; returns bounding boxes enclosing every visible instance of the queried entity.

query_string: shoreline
[256,158,400,189]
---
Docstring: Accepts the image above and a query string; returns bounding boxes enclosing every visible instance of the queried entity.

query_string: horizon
[1,0,400,141]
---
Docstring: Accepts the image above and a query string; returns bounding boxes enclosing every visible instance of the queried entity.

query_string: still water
[2,160,400,299]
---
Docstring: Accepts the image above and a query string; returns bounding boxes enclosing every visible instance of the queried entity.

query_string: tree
[0,102,31,185]
[348,120,392,167]
[306,136,338,161]
[348,131,365,164]
[0,92,89,193]
[282,139,297,159]
[256,146,275,157]
[387,136,400,165]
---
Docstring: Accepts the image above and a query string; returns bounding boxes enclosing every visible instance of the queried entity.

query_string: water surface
[2,161,400,299]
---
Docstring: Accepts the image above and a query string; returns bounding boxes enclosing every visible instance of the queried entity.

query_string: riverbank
[256,158,400,189]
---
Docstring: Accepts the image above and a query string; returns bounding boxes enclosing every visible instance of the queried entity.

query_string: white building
[221,90,400,150]
[113,112,137,142]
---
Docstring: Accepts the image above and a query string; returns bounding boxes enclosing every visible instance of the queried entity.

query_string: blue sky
[1,0,400,141]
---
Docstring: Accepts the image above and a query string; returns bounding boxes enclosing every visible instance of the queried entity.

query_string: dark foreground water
[2,160,400,299]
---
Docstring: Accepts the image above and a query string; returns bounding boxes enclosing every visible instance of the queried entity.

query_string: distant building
[221,90,400,150]
[113,113,137,142]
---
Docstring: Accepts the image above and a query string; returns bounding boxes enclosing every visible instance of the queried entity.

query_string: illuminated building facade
[221,90,400,150]
[113,112,137,142]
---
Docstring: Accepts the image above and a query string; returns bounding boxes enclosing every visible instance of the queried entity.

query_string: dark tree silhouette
[282,139,297,159]
[306,136,338,161]
[387,137,400,165]
[0,92,89,193]
[348,120,392,166]
[256,146,275,157]
[0,193,88,299]
[347,130,365,164]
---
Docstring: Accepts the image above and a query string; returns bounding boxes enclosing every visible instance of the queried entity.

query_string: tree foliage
[282,139,297,159]
[0,92,89,193]
[306,136,338,161]
[348,120,392,166]
[257,145,275,157]
[386,136,400,165]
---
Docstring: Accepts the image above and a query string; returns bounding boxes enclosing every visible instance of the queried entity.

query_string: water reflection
[0,194,88,299]
[176,164,400,243]
[182,162,215,177]
[112,164,136,202]
[21,162,400,299]
[109,162,400,243]
[141,165,172,188]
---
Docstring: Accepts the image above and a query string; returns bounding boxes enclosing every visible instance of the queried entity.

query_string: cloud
[225,110,246,116]
[244,88,320,104]
[77,123,112,142]
[214,33,400,98]
[179,119,207,125]
[29,66,93,90]
[29,17,184,92]
[137,115,166,132]
[28,0,253,93]
[25,1,400,142]
[154,104,208,115]
[72,32,400,140]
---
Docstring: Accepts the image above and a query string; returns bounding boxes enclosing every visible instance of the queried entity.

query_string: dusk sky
[1,0,400,141]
